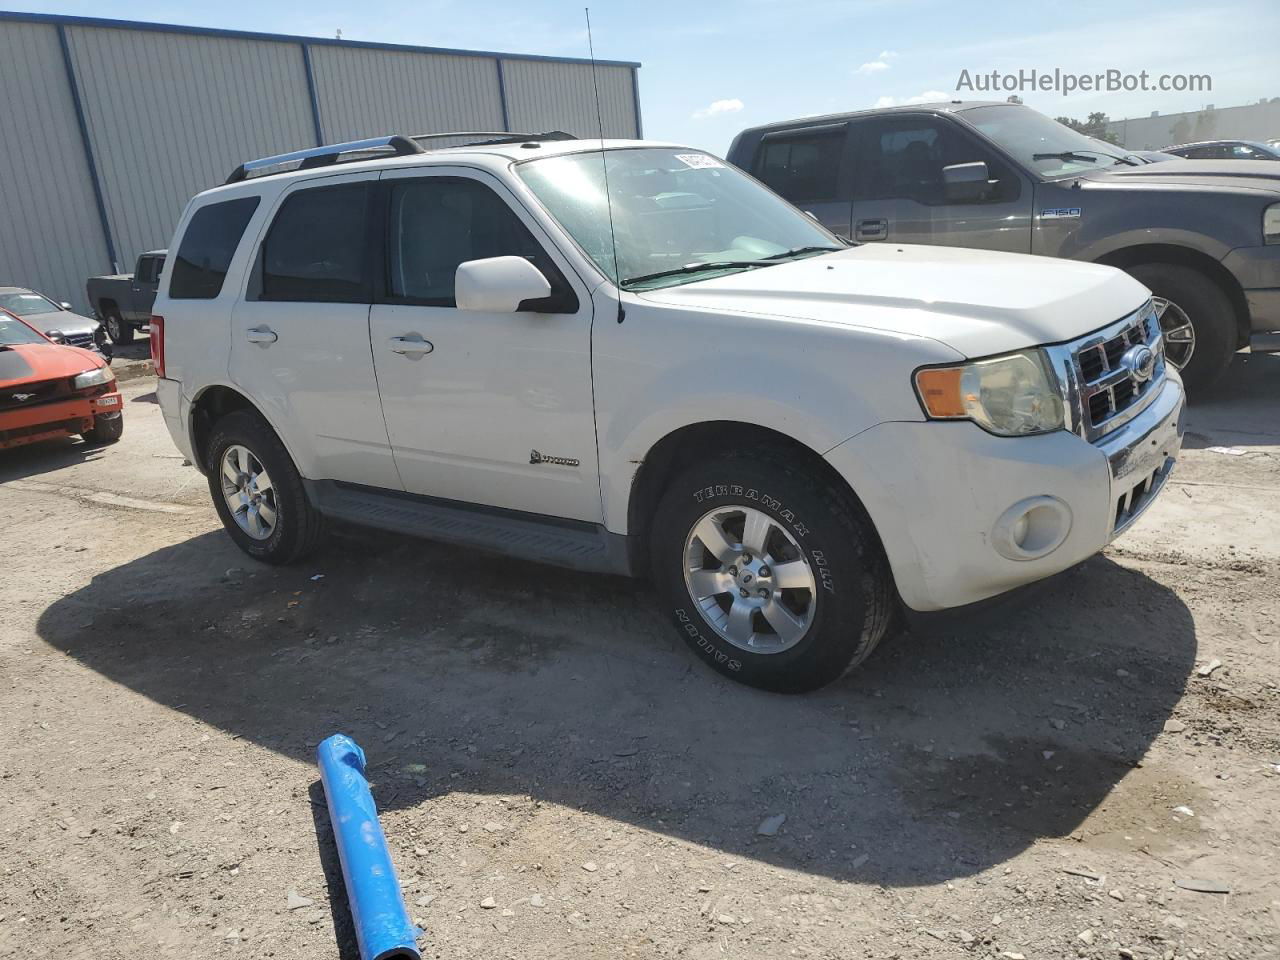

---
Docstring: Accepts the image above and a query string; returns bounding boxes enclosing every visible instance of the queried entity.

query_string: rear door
[749,123,854,238]
[847,113,1032,252]
[229,171,400,490]
[368,166,600,522]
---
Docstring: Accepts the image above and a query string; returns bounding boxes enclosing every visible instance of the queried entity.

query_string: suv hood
[636,244,1149,358]
[1081,158,1280,196]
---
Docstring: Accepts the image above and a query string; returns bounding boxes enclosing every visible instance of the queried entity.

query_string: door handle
[855,218,888,240]
[245,326,278,344]
[389,334,434,356]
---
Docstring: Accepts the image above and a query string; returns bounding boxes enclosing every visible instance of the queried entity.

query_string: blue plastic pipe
[317,734,421,960]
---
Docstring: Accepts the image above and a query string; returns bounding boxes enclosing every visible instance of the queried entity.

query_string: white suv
[154,133,1184,692]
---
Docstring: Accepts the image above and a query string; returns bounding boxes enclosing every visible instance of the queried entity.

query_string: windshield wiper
[619,260,773,288]
[1032,151,1100,164]
[761,245,845,260]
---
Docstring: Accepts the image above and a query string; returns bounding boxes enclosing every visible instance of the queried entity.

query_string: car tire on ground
[102,308,135,345]
[649,452,895,693]
[205,410,325,564]
[1126,263,1235,392]
[80,413,123,445]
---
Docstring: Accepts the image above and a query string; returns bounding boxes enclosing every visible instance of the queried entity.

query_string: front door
[368,167,601,522]
[848,114,1033,252]
[229,170,400,489]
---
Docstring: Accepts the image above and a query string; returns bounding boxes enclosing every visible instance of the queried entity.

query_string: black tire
[103,308,135,345]
[650,453,895,693]
[80,413,123,445]
[1126,263,1236,392]
[205,410,325,564]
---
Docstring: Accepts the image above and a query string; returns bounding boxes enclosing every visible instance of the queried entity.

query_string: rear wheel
[206,410,325,564]
[103,308,134,345]
[650,453,895,693]
[1126,263,1235,391]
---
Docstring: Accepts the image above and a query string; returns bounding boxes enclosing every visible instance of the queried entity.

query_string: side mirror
[455,256,552,313]
[59,301,73,310]
[942,161,995,203]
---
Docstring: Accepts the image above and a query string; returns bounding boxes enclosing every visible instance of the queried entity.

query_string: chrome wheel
[220,444,277,541]
[683,505,817,654]
[1154,297,1195,371]
[105,314,122,342]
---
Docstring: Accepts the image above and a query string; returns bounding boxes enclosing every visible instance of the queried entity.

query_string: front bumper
[824,375,1185,612]
[0,389,122,450]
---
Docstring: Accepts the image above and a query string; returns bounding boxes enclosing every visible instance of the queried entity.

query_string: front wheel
[80,413,123,445]
[1126,263,1235,391]
[650,454,895,693]
[205,410,325,564]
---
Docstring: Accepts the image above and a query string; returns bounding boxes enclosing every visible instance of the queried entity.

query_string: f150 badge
[1040,208,1082,219]
[530,449,579,467]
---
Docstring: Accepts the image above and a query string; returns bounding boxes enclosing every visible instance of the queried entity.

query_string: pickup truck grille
[1054,302,1166,443]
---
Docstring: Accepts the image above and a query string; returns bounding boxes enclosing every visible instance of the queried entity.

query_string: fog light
[992,496,1072,561]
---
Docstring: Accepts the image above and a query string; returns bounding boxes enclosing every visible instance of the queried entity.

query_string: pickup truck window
[854,116,1018,205]
[261,183,371,303]
[170,196,260,300]
[753,128,844,203]
[386,177,568,308]
[961,104,1131,178]
[137,257,162,284]
[517,147,838,289]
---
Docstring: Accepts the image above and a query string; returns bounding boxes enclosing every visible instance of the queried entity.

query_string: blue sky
[12,0,1278,152]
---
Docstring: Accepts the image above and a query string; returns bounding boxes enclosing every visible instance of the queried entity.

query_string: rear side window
[169,197,259,299]
[261,183,371,303]
[753,129,845,203]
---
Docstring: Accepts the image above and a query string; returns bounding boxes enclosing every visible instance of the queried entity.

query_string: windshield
[0,311,48,346]
[961,105,1132,178]
[516,147,842,290]
[0,291,60,317]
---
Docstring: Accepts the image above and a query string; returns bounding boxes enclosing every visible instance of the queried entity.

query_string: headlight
[914,348,1065,436]
[73,365,116,390]
[1265,203,1280,245]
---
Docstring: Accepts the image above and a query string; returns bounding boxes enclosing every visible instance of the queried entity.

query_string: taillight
[150,315,165,378]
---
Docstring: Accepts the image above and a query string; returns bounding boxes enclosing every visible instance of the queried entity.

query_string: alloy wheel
[220,444,277,540]
[1153,297,1195,371]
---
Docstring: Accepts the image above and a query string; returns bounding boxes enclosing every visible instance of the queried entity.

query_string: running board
[305,480,633,576]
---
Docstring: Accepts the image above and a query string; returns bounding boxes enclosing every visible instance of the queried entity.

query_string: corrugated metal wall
[310,45,506,142]
[501,60,637,138]
[0,21,111,308]
[65,26,317,281]
[0,14,641,315]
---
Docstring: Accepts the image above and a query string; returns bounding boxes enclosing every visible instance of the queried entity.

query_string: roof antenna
[585,7,625,323]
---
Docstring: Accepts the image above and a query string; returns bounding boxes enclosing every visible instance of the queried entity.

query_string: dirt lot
[2,356,1278,960]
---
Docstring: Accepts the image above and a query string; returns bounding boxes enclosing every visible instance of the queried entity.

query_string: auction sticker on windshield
[674,154,724,169]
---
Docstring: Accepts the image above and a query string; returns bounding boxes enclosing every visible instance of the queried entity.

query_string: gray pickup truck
[85,249,166,344]
[727,101,1280,389]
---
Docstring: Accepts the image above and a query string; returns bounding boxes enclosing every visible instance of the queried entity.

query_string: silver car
[0,286,108,354]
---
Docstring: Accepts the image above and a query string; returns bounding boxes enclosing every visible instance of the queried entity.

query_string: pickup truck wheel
[103,309,134,345]
[206,410,325,564]
[650,455,894,693]
[1126,263,1234,391]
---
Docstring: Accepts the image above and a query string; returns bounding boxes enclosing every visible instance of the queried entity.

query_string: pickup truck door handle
[855,218,888,241]
[389,334,434,356]
[245,326,278,344]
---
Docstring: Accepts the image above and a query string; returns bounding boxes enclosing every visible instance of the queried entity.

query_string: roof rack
[223,131,580,185]
[224,135,423,184]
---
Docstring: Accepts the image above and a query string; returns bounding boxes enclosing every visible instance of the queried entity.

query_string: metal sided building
[0,11,642,313]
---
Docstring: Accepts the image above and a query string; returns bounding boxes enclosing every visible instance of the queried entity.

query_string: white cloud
[855,60,891,75]
[873,89,950,108]
[878,49,899,60]
[692,98,745,120]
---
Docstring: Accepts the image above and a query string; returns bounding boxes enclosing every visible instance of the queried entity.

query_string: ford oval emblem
[1122,344,1156,383]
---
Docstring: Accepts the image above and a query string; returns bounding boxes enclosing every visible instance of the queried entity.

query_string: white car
[154,133,1184,692]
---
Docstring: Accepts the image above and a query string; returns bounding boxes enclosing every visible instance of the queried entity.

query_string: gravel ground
[1,355,1278,959]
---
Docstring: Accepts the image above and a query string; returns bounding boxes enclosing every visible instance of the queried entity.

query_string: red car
[0,307,123,450]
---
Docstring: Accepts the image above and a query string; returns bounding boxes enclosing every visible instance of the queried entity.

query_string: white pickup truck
[154,133,1184,692]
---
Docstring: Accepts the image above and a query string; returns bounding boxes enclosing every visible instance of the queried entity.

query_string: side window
[752,129,844,203]
[385,177,575,310]
[138,257,158,284]
[261,183,371,303]
[855,117,1019,205]
[169,196,260,300]
[1231,144,1258,159]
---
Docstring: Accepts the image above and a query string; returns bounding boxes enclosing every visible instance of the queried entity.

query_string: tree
[1054,111,1121,145]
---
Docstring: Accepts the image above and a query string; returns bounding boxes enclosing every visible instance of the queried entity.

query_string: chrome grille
[60,332,95,349]
[1047,301,1167,443]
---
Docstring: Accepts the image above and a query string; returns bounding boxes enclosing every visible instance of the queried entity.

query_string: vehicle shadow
[36,526,1196,886]
[1182,351,1280,450]
[0,435,114,480]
